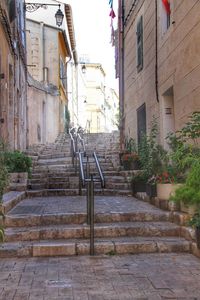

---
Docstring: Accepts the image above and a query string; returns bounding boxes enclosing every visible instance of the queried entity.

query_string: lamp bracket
[25,3,59,13]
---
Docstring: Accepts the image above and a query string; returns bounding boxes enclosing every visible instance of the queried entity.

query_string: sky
[58,0,119,90]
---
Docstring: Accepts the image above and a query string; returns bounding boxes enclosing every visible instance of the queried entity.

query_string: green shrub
[170,160,200,205]
[0,227,4,243]
[4,151,32,174]
[0,159,8,201]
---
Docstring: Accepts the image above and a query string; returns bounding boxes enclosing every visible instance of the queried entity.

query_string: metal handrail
[93,152,105,188]
[78,151,85,188]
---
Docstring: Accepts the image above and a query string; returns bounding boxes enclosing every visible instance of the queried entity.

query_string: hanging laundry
[162,0,170,14]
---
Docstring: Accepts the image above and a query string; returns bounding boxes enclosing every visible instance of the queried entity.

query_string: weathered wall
[0,0,27,150]
[27,75,60,146]
[26,19,70,145]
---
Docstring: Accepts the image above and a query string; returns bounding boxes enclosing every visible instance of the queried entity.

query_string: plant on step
[138,117,167,180]
[166,129,200,182]
[188,210,200,249]
[4,151,32,175]
[170,159,200,206]
[0,148,9,203]
[120,137,140,169]
[0,226,4,243]
[131,171,148,194]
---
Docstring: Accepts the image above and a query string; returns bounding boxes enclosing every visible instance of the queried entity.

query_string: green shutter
[136,15,143,72]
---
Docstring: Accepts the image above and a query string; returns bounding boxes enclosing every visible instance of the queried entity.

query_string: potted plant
[0,157,9,202]
[170,159,200,214]
[146,176,157,197]
[188,211,200,249]
[138,118,167,198]
[131,172,148,195]
[156,165,184,201]
[121,152,140,170]
[0,226,4,243]
[4,151,32,190]
[120,137,140,170]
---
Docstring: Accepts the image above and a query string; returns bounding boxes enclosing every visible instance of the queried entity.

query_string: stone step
[29,184,47,190]
[5,222,181,242]
[29,181,130,191]
[38,153,71,159]
[37,157,72,165]
[0,237,191,258]
[5,211,170,227]
[30,177,70,184]
[31,171,77,178]
[48,183,70,189]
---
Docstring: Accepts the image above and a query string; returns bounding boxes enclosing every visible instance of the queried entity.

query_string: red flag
[162,0,170,14]
[109,8,116,19]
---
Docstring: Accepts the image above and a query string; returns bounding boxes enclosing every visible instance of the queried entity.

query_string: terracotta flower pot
[156,183,182,201]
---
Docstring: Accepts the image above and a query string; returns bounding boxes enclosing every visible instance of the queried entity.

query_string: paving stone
[0,254,200,299]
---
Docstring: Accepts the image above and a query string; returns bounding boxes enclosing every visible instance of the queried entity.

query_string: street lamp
[24,3,64,27]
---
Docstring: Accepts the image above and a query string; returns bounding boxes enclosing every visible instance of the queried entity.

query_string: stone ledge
[0,191,26,214]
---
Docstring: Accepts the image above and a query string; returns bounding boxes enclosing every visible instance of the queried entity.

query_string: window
[137,103,146,145]
[59,56,67,90]
[136,15,143,72]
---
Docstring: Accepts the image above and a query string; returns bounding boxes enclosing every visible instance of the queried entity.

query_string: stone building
[0,0,27,150]
[78,62,107,133]
[26,3,78,146]
[118,0,200,148]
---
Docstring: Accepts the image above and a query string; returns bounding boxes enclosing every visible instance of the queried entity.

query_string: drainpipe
[155,0,159,102]
[118,0,125,150]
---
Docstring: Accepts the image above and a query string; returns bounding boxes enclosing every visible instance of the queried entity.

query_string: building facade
[78,62,107,133]
[0,0,27,150]
[26,4,77,146]
[118,0,200,148]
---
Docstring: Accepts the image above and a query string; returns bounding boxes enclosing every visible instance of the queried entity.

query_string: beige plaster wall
[122,0,200,146]
[27,84,60,146]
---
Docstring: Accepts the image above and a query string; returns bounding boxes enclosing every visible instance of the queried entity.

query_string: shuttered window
[136,15,143,72]
[137,103,146,145]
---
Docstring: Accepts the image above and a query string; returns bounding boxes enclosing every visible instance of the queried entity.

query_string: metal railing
[78,152,105,256]
[93,152,105,189]
[70,127,105,256]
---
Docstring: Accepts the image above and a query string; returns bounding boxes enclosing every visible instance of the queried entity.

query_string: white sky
[58,0,119,89]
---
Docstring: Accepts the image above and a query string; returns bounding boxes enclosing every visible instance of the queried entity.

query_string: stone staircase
[0,131,194,258]
[0,196,191,257]
[27,131,132,196]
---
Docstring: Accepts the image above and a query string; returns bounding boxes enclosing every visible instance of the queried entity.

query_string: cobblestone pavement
[8,196,164,215]
[0,253,200,300]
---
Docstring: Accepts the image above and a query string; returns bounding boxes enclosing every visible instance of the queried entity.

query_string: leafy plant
[170,159,200,205]
[121,152,139,162]
[4,151,32,175]
[0,227,4,243]
[131,171,148,184]
[188,211,200,228]
[124,137,137,153]
[0,152,9,202]
[138,118,167,180]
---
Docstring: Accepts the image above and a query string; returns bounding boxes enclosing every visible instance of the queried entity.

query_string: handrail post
[86,156,90,225]
[79,156,82,196]
[89,174,95,256]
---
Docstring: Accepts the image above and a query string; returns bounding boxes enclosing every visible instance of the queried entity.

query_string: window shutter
[137,103,146,145]
[136,15,143,72]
